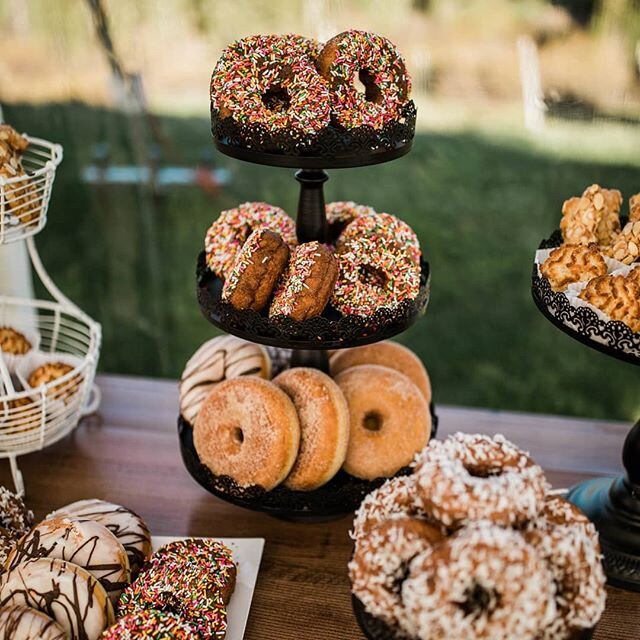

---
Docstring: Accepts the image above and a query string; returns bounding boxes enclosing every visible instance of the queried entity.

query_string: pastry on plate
[540,243,607,292]
[605,220,640,265]
[579,274,640,332]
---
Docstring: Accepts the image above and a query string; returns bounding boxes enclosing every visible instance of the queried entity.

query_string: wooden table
[1,374,637,640]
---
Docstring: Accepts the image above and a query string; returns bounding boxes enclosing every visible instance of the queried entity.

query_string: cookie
[27,361,81,403]
[0,327,32,356]
[579,274,640,332]
[630,193,640,223]
[606,220,640,265]
[540,244,608,292]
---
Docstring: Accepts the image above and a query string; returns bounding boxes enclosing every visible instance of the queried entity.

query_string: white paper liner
[0,326,41,374]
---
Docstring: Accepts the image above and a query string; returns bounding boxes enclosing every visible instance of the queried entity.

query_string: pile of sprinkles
[205,202,296,278]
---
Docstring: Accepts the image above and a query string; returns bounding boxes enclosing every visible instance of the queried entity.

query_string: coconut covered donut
[211,34,330,135]
[414,433,548,528]
[335,364,431,480]
[330,340,431,403]
[524,496,606,640]
[316,30,411,129]
[222,229,290,312]
[205,202,296,279]
[194,377,300,490]
[6,517,131,606]
[273,367,349,490]
[0,558,115,640]
[102,610,197,640]
[349,518,444,629]
[401,524,556,640]
[0,605,66,640]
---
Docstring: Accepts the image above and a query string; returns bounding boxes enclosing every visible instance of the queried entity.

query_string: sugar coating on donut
[525,497,606,639]
[351,475,426,540]
[211,34,330,134]
[401,523,557,640]
[349,518,444,628]
[205,202,296,278]
[0,605,66,640]
[414,433,548,527]
[102,609,196,640]
[317,30,411,129]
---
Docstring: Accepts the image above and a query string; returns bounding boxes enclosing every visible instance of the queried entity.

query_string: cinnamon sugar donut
[401,524,556,640]
[330,341,431,403]
[269,242,338,320]
[349,518,444,628]
[273,367,349,491]
[414,433,548,528]
[335,365,431,480]
[194,377,300,490]
[222,228,290,312]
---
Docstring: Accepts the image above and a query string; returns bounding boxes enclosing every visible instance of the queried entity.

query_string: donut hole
[464,464,504,479]
[262,86,291,112]
[355,69,382,104]
[359,265,389,288]
[232,427,245,445]
[363,410,383,432]
[458,582,499,618]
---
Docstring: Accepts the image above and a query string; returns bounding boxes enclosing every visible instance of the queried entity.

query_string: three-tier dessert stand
[532,228,640,592]
[0,134,101,495]
[179,102,436,520]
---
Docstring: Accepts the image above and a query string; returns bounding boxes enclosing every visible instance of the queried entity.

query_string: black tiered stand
[180,109,436,520]
[532,231,640,592]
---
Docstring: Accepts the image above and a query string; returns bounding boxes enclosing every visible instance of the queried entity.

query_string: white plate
[152,536,265,640]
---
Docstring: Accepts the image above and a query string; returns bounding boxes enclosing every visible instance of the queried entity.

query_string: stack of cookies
[181,335,433,491]
[204,200,422,320]
[538,184,640,332]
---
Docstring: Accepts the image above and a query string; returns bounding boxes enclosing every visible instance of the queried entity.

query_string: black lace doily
[211,101,416,169]
[196,252,430,350]
[178,406,437,521]
[532,229,640,366]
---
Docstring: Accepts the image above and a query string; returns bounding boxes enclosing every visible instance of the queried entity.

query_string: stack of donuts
[180,335,433,491]
[0,488,237,639]
[349,433,606,640]
[204,200,422,319]
[210,31,412,137]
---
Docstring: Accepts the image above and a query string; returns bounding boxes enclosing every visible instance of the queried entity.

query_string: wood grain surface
[0,374,636,640]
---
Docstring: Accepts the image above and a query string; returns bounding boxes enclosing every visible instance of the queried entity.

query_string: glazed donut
[6,517,131,606]
[325,201,375,238]
[47,499,152,579]
[180,335,271,424]
[335,364,431,480]
[273,367,349,490]
[222,229,290,312]
[401,524,556,640]
[0,558,115,640]
[332,218,420,316]
[524,496,606,640]
[349,518,444,628]
[338,211,421,266]
[330,340,431,403]
[211,34,330,135]
[269,242,339,320]
[316,30,411,130]
[414,433,548,528]
[194,377,300,490]
[351,475,429,540]
[0,605,66,640]
[102,610,196,640]
[205,201,296,279]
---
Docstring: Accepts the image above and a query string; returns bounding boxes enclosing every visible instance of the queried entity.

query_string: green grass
[4,102,640,421]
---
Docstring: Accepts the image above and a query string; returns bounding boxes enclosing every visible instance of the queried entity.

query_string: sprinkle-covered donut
[273,367,349,490]
[101,610,196,640]
[325,201,375,238]
[0,605,66,640]
[401,524,557,640]
[335,364,431,480]
[316,30,411,130]
[194,377,300,490]
[349,518,444,628]
[524,497,606,640]
[205,202,296,279]
[414,433,548,528]
[211,34,330,135]
[222,229,290,312]
[269,241,338,320]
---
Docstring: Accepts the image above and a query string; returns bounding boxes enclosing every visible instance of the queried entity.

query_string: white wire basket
[0,136,62,245]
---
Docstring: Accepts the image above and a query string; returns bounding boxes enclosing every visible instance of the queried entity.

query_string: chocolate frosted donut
[194,377,300,490]
[0,605,66,640]
[273,367,349,490]
[0,558,115,640]
[222,229,290,312]
[102,610,196,640]
[335,364,431,480]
